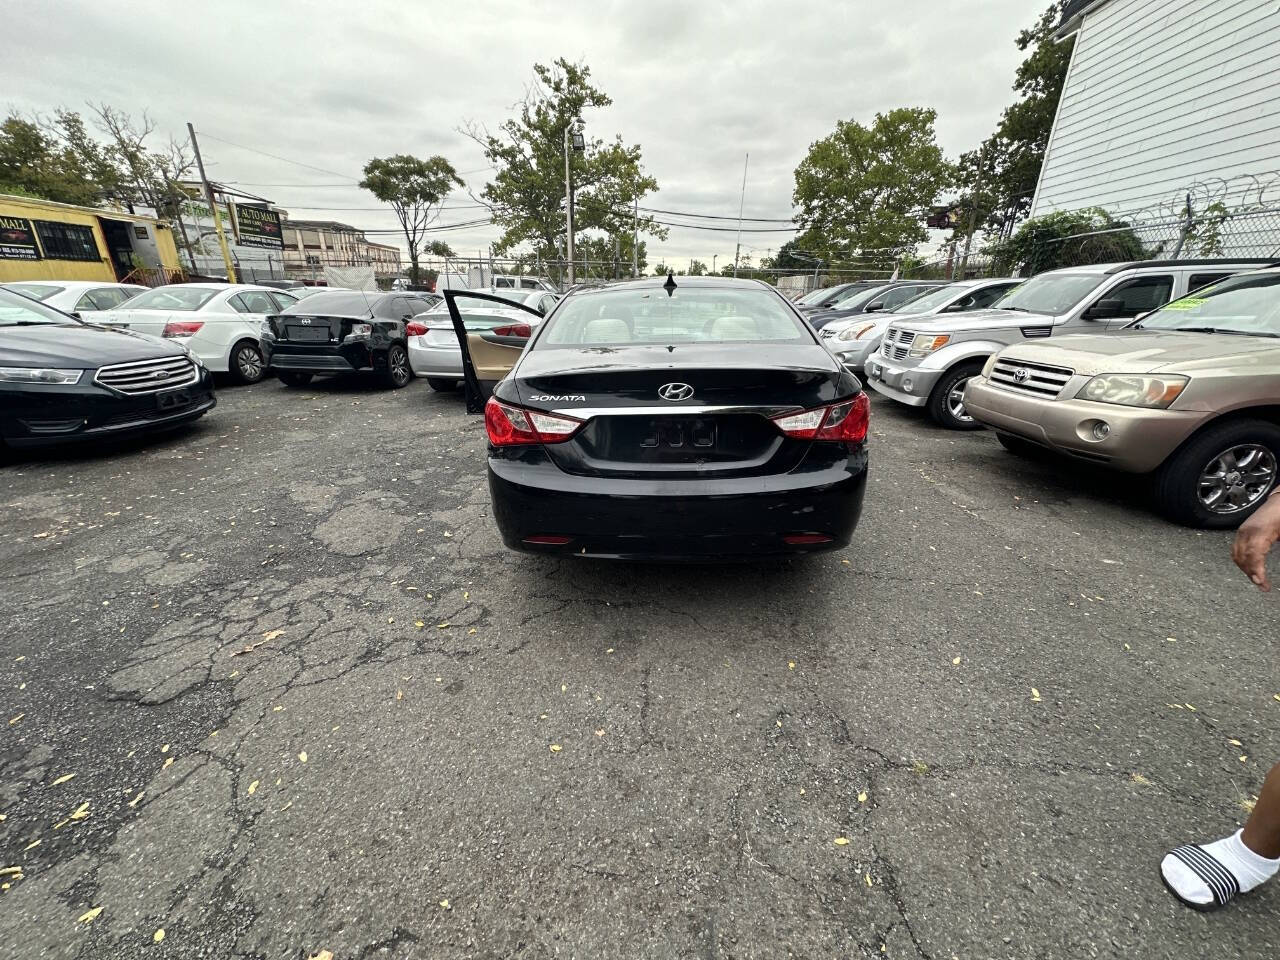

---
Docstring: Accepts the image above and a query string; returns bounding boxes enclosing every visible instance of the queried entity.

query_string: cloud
[4,0,1042,264]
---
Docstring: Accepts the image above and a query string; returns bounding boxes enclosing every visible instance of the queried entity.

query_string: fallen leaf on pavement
[396,689,403,701]
[298,751,308,763]
[153,929,165,943]
[77,906,104,923]
[865,873,873,887]
[1131,773,1151,785]
[248,780,259,796]
[69,802,90,821]
[24,839,40,851]
[595,729,605,736]
[1030,688,1042,702]
[162,757,174,769]
[952,657,961,665]
[439,899,451,909]
[51,774,75,786]
[858,791,868,803]
[160,744,169,753]
[307,952,334,960]
[549,744,562,753]
[262,631,286,642]
[788,661,795,670]
[414,621,425,629]
[128,791,144,807]
[834,837,849,846]
[9,714,22,725]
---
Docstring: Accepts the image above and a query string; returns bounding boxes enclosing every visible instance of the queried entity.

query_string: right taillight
[492,323,532,338]
[772,393,869,444]
[484,397,584,446]
[162,320,203,337]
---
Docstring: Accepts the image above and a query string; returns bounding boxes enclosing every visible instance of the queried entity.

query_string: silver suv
[865,260,1273,429]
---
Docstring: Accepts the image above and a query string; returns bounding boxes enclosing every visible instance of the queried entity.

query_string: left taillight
[162,320,203,338]
[771,393,869,444]
[484,397,584,446]
[405,321,428,337]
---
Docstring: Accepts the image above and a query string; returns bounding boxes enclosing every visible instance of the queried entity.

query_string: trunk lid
[271,312,370,344]
[512,342,853,479]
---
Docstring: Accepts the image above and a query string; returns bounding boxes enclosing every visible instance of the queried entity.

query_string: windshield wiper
[4,320,62,327]
[1213,329,1280,338]
[995,306,1028,312]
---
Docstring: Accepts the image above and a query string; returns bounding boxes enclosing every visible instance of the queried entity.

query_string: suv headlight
[908,334,950,358]
[839,322,878,342]
[0,366,83,385]
[1076,374,1188,408]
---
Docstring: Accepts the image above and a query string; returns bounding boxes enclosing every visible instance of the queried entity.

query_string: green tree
[0,113,101,205]
[423,240,456,258]
[466,58,666,267]
[793,107,953,258]
[953,4,1075,242]
[687,259,707,276]
[652,261,670,276]
[990,208,1145,275]
[360,154,463,285]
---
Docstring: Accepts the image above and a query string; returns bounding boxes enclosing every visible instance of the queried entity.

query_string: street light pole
[732,152,749,278]
[563,126,574,288]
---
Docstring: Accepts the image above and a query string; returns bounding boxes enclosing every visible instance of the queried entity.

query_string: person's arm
[1233,489,1280,591]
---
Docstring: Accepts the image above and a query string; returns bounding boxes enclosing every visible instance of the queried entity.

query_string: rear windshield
[0,288,81,326]
[122,287,219,311]
[4,283,61,301]
[831,285,890,310]
[1138,273,1280,337]
[796,287,834,305]
[280,292,378,316]
[537,287,808,347]
[989,273,1101,315]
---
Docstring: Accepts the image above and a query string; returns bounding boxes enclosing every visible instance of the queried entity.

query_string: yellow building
[0,194,183,285]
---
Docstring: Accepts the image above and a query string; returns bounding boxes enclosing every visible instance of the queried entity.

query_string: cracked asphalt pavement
[1,377,1277,959]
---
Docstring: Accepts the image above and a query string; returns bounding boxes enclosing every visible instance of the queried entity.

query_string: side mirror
[68,311,82,320]
[1084,298,1126,320]
[864,301,885,313]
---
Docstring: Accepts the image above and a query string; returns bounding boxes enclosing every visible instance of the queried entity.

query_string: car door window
[268,292,298,312]
[880,285,930,310]
[965,284,1017,310]
[234,291,277,315]
[228,294,250,313]
[1188,272,1231,294]
[75,292,102,311]
[1098,275,1174,317]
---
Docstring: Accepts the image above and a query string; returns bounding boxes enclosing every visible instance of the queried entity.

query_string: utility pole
[631,193,639,278]
[614,236,620,280]
[733,152,749,278]
[186,122,236,283]
[712,254,717,275]
[958,145,988,279]
[165,177,198,275]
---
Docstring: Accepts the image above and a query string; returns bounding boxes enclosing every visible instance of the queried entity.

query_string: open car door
[444,289,547,413]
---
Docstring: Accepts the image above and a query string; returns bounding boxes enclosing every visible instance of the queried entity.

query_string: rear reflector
[783,534,834,545]
[523,535,572,545]
[162,320,203,337]
[485,396,583,446]
[771,393,870,443]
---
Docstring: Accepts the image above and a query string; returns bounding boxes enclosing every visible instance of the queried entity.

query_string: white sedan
[2,280,148,316]
[101,283,300,383]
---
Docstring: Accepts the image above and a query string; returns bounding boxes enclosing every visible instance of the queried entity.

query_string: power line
[639,205,793,223]
[195,130,360,180]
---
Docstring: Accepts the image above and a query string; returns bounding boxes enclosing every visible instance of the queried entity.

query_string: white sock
[1161,830,1280,906]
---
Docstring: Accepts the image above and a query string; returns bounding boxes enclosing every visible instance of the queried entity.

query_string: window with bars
[33,221,100,262]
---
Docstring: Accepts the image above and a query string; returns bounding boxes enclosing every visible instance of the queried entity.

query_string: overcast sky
[7,0,1042,270]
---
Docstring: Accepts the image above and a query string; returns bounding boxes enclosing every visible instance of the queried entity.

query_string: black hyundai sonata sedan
[0,288,215,453]
[480,276,869,560]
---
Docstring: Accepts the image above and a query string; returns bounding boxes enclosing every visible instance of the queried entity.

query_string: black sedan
[475,276,869,560]
[0,288,215,453]
[262,291,439,389]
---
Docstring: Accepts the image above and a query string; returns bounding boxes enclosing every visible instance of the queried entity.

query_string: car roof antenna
[664,272,677,297]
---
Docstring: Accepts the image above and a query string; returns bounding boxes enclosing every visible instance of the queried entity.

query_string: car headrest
[581,318,631,343]
[708,315,760,340]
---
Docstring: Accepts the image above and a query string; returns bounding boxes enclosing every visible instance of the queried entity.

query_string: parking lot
[2,378,1277,959]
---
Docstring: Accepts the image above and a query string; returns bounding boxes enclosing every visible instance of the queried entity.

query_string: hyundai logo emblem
[658,382,694,402]
[1013,367,1030,383]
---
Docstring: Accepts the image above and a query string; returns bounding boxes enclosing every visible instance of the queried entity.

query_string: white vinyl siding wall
[1032,0,1280,217]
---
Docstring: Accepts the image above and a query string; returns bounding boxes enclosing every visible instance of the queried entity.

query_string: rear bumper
[865,355,939,407]
[1,371,216,448]
[488,449,868,560]
[407,338,463,377]
[964,376,1204,473]
[264,339,372,374]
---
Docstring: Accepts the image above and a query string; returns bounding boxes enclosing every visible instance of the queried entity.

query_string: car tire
[426,377,459,391]
[996,433,1042,458]
[1154,419,1280,528]
[277,372,313,388]
[230,340,266,385]
[380,343,413,389]
[927,361,986,431]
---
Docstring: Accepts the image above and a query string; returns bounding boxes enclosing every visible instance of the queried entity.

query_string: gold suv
[965,267,1280,527]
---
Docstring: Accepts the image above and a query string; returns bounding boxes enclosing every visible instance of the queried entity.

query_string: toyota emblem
[1013,367,1030,383]
[658,382,694,402]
